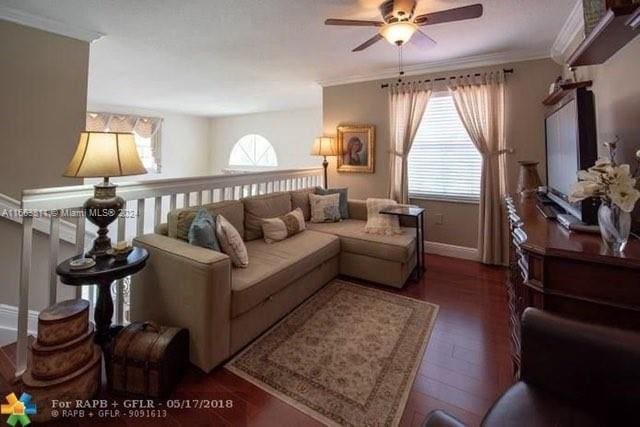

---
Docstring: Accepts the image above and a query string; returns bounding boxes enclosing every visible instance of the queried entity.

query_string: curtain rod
[380,68,514,89]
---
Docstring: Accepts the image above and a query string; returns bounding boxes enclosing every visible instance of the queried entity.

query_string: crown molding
[318,48,551,87]
[550,0,584,63]
[0,5,105,42]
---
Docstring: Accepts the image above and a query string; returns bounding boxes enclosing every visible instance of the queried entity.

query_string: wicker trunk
[109,321,189,398]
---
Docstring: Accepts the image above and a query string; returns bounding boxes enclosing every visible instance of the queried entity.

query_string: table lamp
[311,136,338,189]
[63,132,147,257]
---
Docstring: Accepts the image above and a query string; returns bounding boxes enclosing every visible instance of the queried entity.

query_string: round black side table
[56,247,149,347]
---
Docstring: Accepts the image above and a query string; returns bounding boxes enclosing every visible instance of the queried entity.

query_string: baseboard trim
[0,304,38,336]
[424,241,480,261]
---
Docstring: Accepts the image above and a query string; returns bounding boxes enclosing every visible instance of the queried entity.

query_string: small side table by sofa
[380,206,425,279]
[56,247,149,347]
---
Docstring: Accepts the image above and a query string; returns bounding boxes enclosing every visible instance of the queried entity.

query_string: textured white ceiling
[2,0,575,116]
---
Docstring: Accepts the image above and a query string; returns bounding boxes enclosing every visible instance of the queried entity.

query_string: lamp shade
[63,132,147,178]
[311,137,338,157]
[380,22,417,46]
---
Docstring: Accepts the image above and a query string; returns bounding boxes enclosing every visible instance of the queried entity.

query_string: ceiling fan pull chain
[398,46,405,83]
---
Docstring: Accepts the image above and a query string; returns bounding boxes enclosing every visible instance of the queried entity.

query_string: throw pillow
[364,198,402,235]
[309,193,341,223]
[261,208,306,243]
[168,200,244,241]
[315,187,349,219]
[188,209,221,251]
[215,214,249,268]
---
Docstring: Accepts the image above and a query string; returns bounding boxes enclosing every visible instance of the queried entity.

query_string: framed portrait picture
[336,124,375,173]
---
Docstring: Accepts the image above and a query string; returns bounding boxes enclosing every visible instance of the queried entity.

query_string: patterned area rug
[226,279,439,426]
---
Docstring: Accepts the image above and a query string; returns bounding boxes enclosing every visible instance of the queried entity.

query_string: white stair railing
[14,167,323,378]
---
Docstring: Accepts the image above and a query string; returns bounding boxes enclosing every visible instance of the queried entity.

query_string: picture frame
[336,124,375,173]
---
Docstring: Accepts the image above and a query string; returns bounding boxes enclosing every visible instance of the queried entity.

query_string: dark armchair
[424,308,640,426]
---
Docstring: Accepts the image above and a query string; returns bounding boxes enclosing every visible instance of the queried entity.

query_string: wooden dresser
[505,195,640,372]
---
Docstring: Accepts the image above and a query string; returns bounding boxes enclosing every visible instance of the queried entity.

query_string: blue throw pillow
[315,187,349,219]
[188,209,221,251]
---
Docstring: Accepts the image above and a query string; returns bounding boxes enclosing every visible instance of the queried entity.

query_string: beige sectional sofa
[130,190,417,372]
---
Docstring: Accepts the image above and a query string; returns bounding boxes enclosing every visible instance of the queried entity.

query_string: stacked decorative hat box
[22,299,101,422]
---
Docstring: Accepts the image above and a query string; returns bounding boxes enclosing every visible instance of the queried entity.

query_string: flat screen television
[545,87,599,224]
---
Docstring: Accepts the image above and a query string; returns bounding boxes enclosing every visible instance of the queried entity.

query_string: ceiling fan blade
[325,18,384,27]
[411,29,437,48]
[352,34,384,52]
[414,4,483,26]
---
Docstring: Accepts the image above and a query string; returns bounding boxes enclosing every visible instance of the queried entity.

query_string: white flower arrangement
[569,141,640,213]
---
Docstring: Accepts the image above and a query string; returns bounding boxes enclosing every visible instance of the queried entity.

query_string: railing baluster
[196,191,203,206]
[183,193,190,208]
[170,193,177,212]
[48,211,60,306]
[74,211,85,299]
[153,197,162,229]
[137,199,145,235]
[115,214,126,325]
[209,189,214,204]
[154,196,162,228]
[16,215,33,378]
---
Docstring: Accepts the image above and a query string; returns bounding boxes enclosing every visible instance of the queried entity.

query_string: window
[229,134,278,167]
[408,93,482,201]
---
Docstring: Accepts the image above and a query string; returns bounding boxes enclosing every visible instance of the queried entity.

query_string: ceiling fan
[325,0,484,52]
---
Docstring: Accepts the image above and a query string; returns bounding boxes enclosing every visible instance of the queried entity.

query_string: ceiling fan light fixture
[380,22,417,46]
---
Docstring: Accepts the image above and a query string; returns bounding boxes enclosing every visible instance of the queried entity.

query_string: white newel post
[16,215,33,378]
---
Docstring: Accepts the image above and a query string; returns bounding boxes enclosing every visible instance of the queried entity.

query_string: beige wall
[0,20,88,198]
[323,58,562,248]
[0,20,89,310]
[563,36,640,223]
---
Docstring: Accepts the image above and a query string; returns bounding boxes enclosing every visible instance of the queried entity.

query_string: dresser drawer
[527,254,544,285]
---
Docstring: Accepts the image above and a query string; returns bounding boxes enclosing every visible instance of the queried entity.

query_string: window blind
[408,94,482,201]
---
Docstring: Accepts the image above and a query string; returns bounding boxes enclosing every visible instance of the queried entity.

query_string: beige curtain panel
[388,82,432,204]
[449,71,507,265]
[85,112,162,172]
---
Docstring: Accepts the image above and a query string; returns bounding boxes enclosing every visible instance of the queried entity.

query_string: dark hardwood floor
[1,254,512,426]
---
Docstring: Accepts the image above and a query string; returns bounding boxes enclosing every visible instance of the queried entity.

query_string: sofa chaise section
[307,200,417,288]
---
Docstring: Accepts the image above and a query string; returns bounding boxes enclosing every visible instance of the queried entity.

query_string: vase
[517,161,542,198]
[598,202,631,253]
